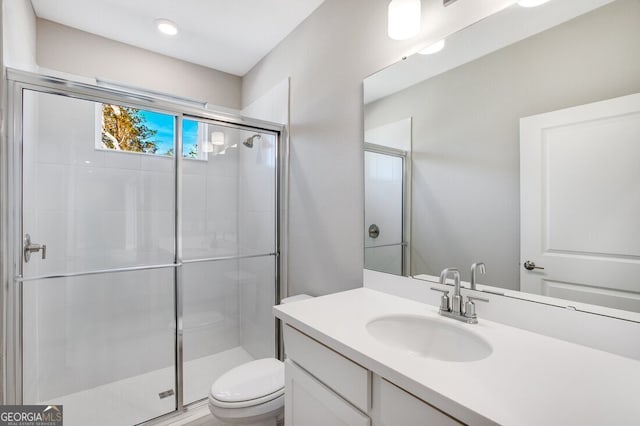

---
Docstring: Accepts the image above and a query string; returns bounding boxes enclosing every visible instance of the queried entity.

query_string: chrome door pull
[523,260,543,271]
[24,234,46,262]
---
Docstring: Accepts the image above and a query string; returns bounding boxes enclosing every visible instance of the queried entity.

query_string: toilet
[208,294,312,426]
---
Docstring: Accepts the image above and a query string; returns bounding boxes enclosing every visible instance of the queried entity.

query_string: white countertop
[274,288,640,426]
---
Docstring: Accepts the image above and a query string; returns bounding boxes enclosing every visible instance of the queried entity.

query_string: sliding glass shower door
[20,90,178,425]
[11,79,281,426]
[181,118,278,404]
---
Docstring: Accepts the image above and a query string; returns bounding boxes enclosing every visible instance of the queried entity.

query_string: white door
[520,93,640,313]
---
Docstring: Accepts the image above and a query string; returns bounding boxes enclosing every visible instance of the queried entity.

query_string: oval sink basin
[366,314,492,362]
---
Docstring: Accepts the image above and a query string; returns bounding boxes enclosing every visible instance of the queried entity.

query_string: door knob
[24,234,47,263]
[523,260,543,271]
[368,224,380,239]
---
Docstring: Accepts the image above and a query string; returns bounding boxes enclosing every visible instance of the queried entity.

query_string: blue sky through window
[102,106,201,158]
[137,112,199,157]
[183,119,199,157]
[138,110,175,155]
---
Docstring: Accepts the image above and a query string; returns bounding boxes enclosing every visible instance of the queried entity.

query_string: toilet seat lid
[211,358,284,404]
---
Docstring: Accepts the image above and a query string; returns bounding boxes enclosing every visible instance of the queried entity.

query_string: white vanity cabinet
[283,325,464,426]
[285,360,371,426]
[371,377,462,426]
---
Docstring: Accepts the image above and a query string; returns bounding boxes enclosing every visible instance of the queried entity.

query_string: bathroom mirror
[363,0,640,320]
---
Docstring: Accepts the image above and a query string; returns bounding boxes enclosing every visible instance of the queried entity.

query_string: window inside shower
[17,88,279,425]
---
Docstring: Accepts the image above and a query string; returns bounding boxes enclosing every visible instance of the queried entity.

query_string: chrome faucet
[470,262,486,291]
[431,267,488,324]
[441,268,462,314]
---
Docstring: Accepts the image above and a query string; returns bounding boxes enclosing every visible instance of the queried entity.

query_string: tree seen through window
[101,104,175,156]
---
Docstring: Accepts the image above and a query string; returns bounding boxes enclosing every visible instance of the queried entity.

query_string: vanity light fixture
[155,19,178,36]
[517,0,551,7]
[388,0,421,41]
[419,39,445,55]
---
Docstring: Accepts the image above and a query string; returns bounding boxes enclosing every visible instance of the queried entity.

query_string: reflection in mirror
[364,145,406,275]
[363,0,640,318]
[364,118,412,276]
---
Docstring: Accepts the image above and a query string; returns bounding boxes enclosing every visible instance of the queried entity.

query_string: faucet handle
[430,287,450,312]
[464,295,489,320]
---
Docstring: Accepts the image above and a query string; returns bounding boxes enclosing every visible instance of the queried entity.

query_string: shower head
[243,134,261,148]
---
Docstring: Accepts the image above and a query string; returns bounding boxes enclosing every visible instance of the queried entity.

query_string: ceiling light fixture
[155,19,178,36]
[517,0,551,7]
[419,39,445,55]
[388,0,421,41]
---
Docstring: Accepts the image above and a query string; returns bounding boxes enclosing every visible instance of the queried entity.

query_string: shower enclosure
[2,70,284,425]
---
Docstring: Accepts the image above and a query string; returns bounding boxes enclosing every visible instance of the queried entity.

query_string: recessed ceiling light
[419,40,445,55]
[155,19,178,36]
[517,0,551,7]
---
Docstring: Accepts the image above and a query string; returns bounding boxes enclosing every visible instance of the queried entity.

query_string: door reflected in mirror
[363,0,640,319]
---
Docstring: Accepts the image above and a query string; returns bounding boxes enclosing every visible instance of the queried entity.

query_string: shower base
[41,346,254,426]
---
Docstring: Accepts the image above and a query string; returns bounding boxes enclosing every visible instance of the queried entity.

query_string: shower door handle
[24,234,47,262]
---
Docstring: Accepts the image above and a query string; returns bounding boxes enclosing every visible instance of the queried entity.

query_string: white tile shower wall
[238,131,276,255]
[237,131,277,359]
[182,132,238,259]
[22,91,175,278]
[23,269,175,403]
[238,257,276,360]
[182,260,240,362]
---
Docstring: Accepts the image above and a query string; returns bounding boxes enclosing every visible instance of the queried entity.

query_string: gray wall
[365,0,640,289]
[36,19,242,109]
[242,0,514,297]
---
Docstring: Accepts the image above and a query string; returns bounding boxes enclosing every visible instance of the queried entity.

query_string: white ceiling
[31,0,325,76]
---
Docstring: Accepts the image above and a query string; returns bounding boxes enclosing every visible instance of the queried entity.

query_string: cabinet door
[374,377,463,426]
[285,360,370,426]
